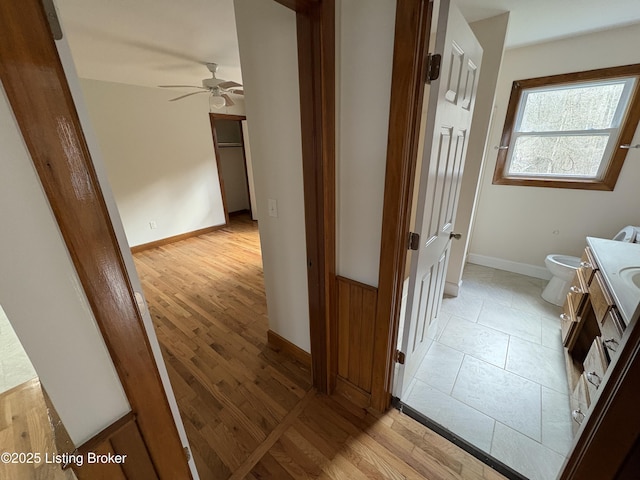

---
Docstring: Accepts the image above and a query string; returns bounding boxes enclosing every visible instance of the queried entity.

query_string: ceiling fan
[159,63,244,107]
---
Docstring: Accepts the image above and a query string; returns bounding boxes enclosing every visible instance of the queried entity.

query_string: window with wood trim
[493,64,640,190]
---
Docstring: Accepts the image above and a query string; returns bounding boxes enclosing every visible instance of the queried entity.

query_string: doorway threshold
[391,397,526,480]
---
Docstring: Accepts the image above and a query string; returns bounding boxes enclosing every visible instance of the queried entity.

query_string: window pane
[519,83,625,132]
[508,135,608,177]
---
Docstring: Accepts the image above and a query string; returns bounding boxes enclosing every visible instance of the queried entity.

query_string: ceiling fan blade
[159,85,208,90]
[169,91,209,101]
[218,80,242,89]
[228,89,244,95]
[222,94,235,106]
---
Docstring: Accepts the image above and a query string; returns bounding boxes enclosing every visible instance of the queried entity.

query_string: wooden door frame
[372,1,640,478]
[0,1,334,479]
[275,0,336,393]
[0,0,190,477]
[208,113,251,223]
[370,0,433,412]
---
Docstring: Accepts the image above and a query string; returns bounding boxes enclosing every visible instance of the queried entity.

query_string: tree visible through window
[493,64,640,190]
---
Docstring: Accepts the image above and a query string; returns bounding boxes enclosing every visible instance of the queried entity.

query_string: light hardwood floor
[0,379,77,480]
[134,215,506,480]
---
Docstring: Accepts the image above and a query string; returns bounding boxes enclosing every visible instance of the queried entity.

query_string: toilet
[541,226,640,306]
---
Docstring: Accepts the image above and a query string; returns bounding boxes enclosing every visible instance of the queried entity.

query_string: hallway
[134,215,506,479]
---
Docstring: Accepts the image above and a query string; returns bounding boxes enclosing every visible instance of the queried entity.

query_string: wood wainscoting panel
[74,414,158,480]
[336,276,378,394]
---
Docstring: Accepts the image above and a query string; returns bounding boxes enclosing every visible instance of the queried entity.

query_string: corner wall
[0,85,130,445]
[234,0,311,352]
[79,79,233,247]
[470,23,640,272]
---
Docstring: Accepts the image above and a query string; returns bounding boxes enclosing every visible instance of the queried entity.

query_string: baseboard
[467,253,551,280]
[130,225,225,253]
[267,330,311,368]
[334,376,371,409]
[444,281,460,297]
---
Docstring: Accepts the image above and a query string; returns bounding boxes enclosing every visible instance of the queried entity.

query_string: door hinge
[395,350,406,365]
[184,446,191,462]
[426,53,441,84]
[41,0,63,40]
[408,232,420,251]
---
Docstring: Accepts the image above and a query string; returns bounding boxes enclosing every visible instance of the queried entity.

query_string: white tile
[406,379,495,453]
[439,316,509,368]
[462,280,513,306]
[541,314,564,351]
[414,342,464,394]
[492,422,565,480]
[478,300,542,344]
[452,355,542,440]
[542,387,573,456]
[439,293,484,323]
[506,337,568,393]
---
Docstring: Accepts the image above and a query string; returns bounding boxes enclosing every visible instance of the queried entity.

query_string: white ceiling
[55,0,640,89]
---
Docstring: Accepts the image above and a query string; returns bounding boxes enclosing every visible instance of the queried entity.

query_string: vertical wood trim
[295,0,336,394]
[336,276,378,393]
[0,1,190,477]
[209,114,231,225]
[371,0,433,412]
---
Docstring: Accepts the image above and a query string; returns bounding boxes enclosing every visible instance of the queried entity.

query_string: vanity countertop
[587,237,640,325]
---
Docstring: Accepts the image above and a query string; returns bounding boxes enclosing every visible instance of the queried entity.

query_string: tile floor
[403,264,573,480]
[0,304,37,393]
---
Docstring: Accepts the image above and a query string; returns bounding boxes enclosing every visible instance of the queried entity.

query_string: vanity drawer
[570,374,590,435]
[589,271,614,324]
[578,248,597,286]
[583,337,608,401]
[600,308,624,362]
[568,268,589,316]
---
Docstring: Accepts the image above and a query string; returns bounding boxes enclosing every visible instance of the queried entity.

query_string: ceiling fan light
[209,94,226,110]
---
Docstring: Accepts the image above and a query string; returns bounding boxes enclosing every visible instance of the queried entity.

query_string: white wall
[234,0,311,351]
[337,0,397,287]
[56,37,200,477]
[445,13,510,292]
[470,23,640,273]
[0,86,130,445]
[79,79,233,246]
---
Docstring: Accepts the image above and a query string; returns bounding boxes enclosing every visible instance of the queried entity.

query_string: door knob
[450,232,461,240]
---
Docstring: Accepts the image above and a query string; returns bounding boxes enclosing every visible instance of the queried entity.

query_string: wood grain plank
[337,279,351,378]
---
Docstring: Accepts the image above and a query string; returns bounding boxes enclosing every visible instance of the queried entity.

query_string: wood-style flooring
[0,379,77,480]
[134,214,506,480]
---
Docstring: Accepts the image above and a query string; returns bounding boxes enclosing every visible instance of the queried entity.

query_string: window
[493,64,640,190]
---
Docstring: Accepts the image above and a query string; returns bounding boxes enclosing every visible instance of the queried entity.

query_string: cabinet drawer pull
[560,313,570,321]
[572,409,585,424]
[604,338,619,352]
[570,286,583,294]
[580,261,593,269]
[586,371,602,388]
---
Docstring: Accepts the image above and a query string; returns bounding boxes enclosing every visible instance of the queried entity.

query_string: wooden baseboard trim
[334,376,371,409]
[130,225,225,253]
[267,330,312,368]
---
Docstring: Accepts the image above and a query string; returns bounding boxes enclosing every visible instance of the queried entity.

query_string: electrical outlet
[149,220,157,229]
[268,199,278,218]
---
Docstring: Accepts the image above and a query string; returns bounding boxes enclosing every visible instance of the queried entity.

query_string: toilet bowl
[541,255,582,306]
[542,225,640,306]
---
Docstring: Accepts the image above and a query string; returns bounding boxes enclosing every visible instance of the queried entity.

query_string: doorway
[210,114,257,222]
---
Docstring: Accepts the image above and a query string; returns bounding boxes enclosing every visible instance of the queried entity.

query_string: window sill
[492,175,615,191]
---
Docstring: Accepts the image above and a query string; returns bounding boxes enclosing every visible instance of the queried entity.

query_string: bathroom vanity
[560,237,640,435]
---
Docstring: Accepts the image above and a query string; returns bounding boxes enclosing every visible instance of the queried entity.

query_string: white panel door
[395,0,482,398]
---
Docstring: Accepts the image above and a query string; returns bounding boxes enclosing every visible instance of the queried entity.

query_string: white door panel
[396,0,482,398]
